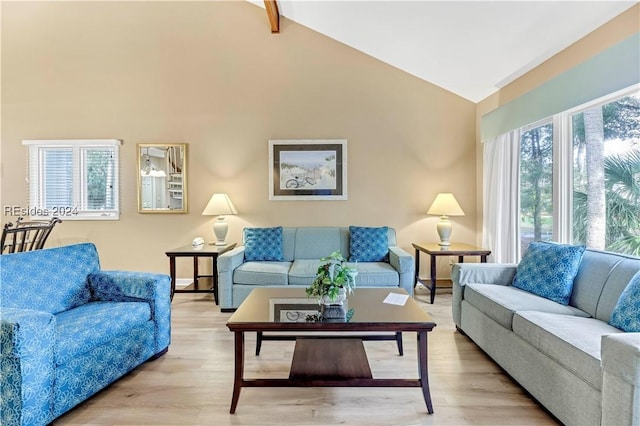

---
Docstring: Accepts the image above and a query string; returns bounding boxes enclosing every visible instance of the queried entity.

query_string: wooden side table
[412,242,491,304]
[165,243,237,304]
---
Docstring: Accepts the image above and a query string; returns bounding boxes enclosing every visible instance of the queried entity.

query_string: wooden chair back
[1,217,62,254]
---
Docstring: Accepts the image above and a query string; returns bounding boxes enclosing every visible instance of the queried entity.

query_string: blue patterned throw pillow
[609,272,640,332]
[244,227,284,261]
[512,241,585,305]
[349,226,389,262]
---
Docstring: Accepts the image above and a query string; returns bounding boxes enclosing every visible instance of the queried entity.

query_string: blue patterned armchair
[0,243,171,426]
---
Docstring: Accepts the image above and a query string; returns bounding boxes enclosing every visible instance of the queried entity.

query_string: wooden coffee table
[226,287,437,414]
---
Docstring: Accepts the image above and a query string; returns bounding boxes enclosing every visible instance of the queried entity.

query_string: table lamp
[202,193,238,245]
[427,193,465,246]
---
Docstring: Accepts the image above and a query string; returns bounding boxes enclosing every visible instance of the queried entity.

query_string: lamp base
[436,216,452,247]
[213,216,229,246]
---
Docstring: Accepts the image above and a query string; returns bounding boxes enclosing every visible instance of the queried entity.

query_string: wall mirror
[137,143,188,213]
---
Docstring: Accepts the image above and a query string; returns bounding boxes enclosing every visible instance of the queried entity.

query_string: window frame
[22,139,121,221]
[517,84,639,252]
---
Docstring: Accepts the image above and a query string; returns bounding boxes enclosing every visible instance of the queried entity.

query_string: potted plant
[306,251,358,305]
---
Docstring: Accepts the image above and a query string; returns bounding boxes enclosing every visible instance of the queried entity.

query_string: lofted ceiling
[250,1,638,103]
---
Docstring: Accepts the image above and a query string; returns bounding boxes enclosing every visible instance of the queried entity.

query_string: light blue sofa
[217,227,414,311]
[452,247,640,426]
[0,243,171,426]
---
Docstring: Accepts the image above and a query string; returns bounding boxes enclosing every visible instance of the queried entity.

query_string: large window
[517,87,639,256]
[22,139,121,220]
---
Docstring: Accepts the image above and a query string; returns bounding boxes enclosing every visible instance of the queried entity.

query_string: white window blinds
[22,139,121,220]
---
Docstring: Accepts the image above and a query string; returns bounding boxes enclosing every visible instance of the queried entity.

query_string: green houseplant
[306,251,358,304]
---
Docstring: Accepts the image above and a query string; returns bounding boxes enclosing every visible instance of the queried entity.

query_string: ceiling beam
[264,0,279,34]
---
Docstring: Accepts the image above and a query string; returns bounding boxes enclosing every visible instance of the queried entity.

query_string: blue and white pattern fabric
[0,243,171,426]
[0,308,55,426]
[54,301,151,364]
[349,226,389,262]
[512,241,585,305]
[89,270,172,354]
[244,227,284,261]
[1,243,99,314]
[609,272,640,332]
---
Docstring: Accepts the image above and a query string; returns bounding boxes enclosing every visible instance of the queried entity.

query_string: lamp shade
[202,193,238,216]
[427,193,465,217]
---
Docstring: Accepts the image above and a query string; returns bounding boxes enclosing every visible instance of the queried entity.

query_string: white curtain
[482,130,521,263]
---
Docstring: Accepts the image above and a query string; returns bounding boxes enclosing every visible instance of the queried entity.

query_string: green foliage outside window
[572,95,640,255]
[520,94,639,257]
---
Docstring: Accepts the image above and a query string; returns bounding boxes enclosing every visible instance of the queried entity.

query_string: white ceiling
[251,1,638,102]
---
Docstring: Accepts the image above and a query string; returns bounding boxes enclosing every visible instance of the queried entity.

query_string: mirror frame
[137,143,188,214]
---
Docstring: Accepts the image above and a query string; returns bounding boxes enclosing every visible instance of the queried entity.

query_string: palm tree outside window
[518,90,639,257]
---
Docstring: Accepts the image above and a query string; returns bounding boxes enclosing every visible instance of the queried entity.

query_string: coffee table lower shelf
[230,335,433,414]
[290,338,372,380]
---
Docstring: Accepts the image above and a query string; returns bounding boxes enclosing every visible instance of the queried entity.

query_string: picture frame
[269,298,320,323]
[268,139,347,201]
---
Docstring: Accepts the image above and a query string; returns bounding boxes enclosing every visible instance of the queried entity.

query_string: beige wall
[1,1,476,280]
[474,4,640,242]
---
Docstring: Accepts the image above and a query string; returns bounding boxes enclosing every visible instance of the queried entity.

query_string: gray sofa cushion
[513,311,623,390]
[289,260,400,287]
[594,257,640,322]
[346,262,399,286]
[288,259,319,286]
[293,227,348,259]
[571,250,640,319]
[233,261,292,286]
[282,228,297,262]
[465,283,589,330]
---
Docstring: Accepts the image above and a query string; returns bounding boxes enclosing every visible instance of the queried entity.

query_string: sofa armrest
[1,308,55,425]
[602,333,640,385]
[601,333,640,425]
[451,263,517,287]
[451,263,517,328]
[88,271,171,354]
[388,246,415,296]
[217,246,246,310]
[89,271,170,303]
[1,308,55,357]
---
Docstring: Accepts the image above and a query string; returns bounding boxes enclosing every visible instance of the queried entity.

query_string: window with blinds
[22,139,121,220]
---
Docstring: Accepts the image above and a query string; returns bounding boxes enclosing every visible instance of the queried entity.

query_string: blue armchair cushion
[349,226,389,262]
[244,227,284,261]
[55,301,151,365]
[609,272,640,332]
[512,241,585,305]
[0,243,100,314]
[89,270,172,353]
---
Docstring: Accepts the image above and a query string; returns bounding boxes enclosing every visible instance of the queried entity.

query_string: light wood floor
[54,287,559,425]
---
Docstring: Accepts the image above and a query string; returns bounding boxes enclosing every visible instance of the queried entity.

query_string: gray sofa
[217,227,414,311]
[452,247,640,426]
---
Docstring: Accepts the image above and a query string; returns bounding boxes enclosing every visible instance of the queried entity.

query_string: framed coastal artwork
[268,139,347,200]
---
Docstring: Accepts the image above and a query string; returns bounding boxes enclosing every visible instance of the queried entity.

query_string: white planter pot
[321,287,347,306]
